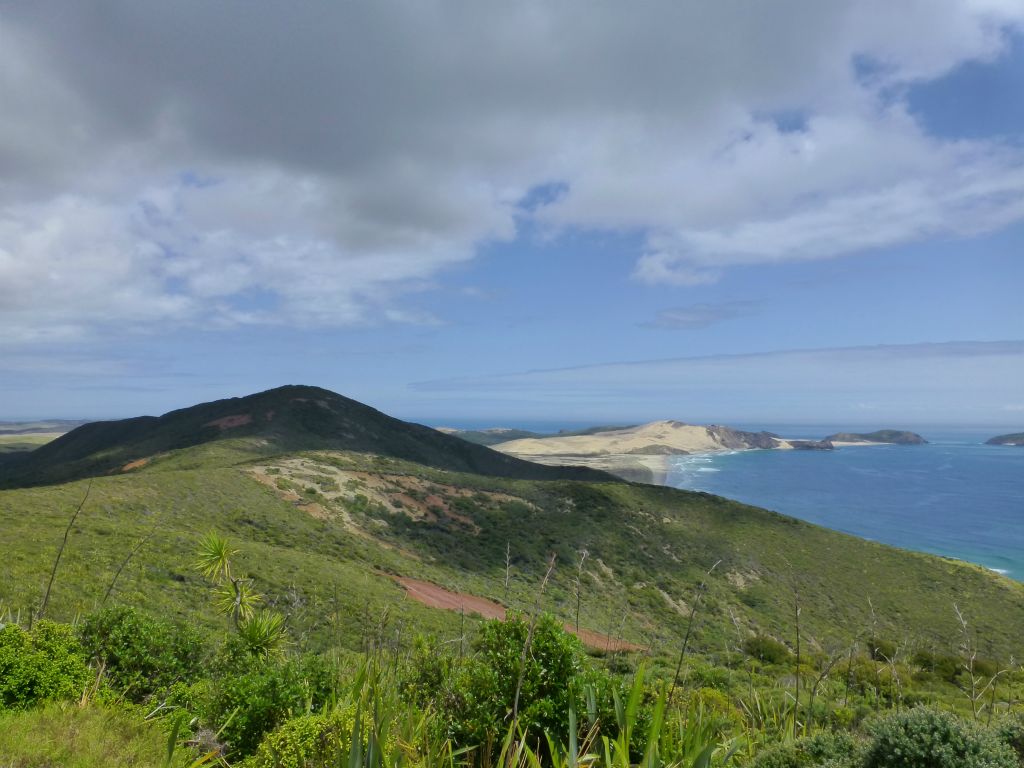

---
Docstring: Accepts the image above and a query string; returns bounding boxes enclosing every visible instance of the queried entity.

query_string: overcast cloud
[2,1,1024,343]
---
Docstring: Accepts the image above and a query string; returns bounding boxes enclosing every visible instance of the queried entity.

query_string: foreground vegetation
[3,592,1024,767]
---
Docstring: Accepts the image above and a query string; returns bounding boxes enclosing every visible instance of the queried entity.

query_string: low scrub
[0,620,91,710]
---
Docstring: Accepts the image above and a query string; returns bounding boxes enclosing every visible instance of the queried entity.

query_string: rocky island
[823,430,928,445]
[986,432,1024,446]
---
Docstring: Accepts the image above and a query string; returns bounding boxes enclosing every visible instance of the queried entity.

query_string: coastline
[501,438,902,486]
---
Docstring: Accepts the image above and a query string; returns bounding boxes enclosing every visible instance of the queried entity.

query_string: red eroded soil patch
[398,577,506,620]
[121,457,150,472]
[395,577,645,652]
[205,414,253,430]
[572,627,645,653]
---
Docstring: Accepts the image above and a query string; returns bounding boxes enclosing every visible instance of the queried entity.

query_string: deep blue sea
[665,426,1024,580]
[425,419,1024,580]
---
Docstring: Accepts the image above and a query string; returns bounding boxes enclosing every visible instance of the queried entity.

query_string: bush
[744,636,793,665]
[750,731,859,768]
[78,606,206,702]
[243,707,357,768]
[0,621,91,709]
[406,613,595,754]
[993,712,1024,763]
[862,707,1016,768]
[204,652,339,757]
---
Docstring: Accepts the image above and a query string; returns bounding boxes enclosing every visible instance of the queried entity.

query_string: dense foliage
[197,642,338,755]
[0,620,91,710]
[79,605,207,701]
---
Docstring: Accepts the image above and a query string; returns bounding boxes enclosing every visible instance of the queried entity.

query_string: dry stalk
[38,481,92,622]
[669,559,721,701]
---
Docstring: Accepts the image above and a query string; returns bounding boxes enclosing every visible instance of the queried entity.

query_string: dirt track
[396,576,645,652]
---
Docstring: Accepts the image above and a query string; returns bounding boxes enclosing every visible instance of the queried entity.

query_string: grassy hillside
[3,439,1022,664]
[0,432,60,454]
[0,385,611,489]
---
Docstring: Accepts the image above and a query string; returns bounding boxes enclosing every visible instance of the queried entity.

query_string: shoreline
[503,438,903,486]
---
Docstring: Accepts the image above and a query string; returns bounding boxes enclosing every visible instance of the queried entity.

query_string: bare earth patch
[246,456,537,535]
[205,414,253,430]
[395,577,645,652]
[121,457,150,472]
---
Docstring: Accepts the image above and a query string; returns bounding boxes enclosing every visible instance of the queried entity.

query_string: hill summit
[0,385,612,488]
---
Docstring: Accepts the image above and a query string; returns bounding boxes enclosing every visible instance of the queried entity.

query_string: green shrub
[78,606,206,702]
[862,707,1016,768]
[204,652,339,757]
[0,620,91,709]
[867,639,897,662]
[243,707,357,768]
[749,731,859,768]
[993,712,1024,763]
[406,613,594,753]
[744,636,793,665]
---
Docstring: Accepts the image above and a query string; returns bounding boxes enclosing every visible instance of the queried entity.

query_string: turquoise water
[666,428,1024,579]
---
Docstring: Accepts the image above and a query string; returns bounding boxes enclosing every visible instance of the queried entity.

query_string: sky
[1,2,1023,427]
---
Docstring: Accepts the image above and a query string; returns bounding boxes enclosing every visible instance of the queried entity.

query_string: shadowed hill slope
[0,385,614,489]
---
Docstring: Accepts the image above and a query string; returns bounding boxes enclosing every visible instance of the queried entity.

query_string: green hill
[0,385,611,489]
[1,388,1022,664]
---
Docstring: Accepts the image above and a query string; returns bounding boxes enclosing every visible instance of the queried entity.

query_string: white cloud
[0,2,1023,342]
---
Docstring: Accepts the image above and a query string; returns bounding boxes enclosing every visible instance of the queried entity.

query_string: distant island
[823,430,927,445]
[986,432,1024,446]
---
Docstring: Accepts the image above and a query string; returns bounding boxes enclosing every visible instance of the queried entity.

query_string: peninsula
[486,422,926,483]
[490,420,832,483]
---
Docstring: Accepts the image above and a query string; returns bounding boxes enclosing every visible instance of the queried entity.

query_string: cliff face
[705,425,784,450]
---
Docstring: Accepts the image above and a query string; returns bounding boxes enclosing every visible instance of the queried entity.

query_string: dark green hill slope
[0,385,612,489]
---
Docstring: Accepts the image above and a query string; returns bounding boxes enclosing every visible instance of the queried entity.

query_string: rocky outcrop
[789,439,835,451]
[705,426,783,449]
[986,433,1024,446]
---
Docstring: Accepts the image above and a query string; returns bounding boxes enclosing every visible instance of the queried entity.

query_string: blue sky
[1,3,1023,427]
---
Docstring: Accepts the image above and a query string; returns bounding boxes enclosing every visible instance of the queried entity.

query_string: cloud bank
[1,2,1023,341]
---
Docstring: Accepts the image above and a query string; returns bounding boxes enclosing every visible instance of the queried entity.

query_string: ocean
[665,427,1024,580]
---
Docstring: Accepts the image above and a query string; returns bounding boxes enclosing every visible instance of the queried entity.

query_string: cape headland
[485,422,925,483]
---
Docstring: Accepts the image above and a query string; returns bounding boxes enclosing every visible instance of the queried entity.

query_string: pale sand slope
[492,420,808,484]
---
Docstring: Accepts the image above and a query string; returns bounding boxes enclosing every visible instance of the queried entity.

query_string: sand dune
[492,420,812,483]
[495,420,779,457]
